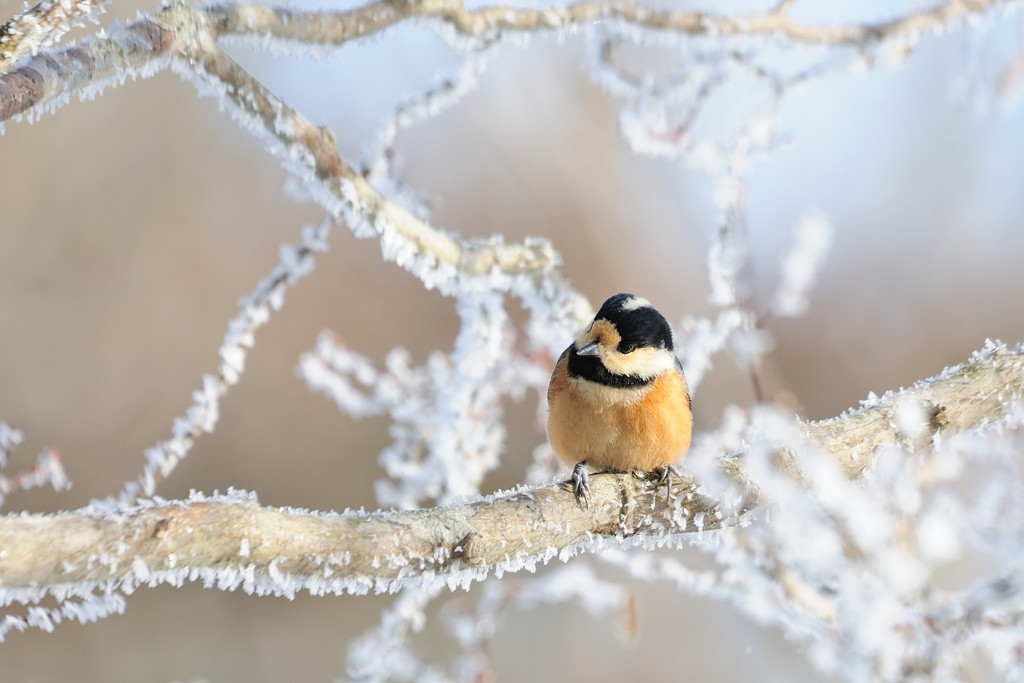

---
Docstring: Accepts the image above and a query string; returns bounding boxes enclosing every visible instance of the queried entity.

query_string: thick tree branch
[0,473,720,592]
[803,340,1024,477]
[1,343,1020,595]
[0,17,174,122]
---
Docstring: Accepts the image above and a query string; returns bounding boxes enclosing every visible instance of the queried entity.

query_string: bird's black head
[568,293,677,388]
[593,293,674,354]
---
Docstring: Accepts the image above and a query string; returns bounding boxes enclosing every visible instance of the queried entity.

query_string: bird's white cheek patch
[601,347,675,379]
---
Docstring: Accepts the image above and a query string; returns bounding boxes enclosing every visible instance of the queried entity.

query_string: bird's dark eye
[620,343,636,354]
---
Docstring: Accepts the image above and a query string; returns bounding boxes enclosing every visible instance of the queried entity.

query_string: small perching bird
[546,293,693,505]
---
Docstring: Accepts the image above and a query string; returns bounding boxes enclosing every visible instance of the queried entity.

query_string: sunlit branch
[803,341,1024,477]
[2,342,1020,594]
[0,473,724,592]
[208,0,1015,47]
[2,1,1018,123]
[177,28,563,286]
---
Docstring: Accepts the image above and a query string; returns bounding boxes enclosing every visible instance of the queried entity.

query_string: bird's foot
[655,465,681,502]
[570,461,591,509]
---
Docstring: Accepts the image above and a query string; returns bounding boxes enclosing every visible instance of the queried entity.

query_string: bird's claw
[571,461,591,509]
[655,465,681,502]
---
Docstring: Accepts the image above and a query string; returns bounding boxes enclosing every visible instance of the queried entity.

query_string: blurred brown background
[2,0,1024,680]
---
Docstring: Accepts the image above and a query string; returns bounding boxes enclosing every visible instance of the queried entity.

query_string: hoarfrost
[115,219,333,503]
[4,2,1024,680]
[772,210,833,318]
[300,290,551,509]
[0,423,70,509]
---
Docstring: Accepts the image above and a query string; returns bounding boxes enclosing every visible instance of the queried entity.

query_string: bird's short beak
[576,340,600,357]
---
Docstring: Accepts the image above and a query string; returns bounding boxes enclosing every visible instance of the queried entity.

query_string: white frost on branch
[363,42,505,219]
[347,585,448,683]
[772,210,833,318]
[300,291,551,508]
[0,422,20,468]
[3,2,1024,681]
[0,589,126,642]
[0,423,69,509]
[118,220,333,503]
[0,0,105,73]
[676,309,747,392]
[593,393,1024,681]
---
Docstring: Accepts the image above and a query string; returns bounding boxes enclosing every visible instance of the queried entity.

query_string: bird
[547,293,692,507]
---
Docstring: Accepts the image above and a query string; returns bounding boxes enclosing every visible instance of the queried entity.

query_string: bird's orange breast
[547,355,692,472]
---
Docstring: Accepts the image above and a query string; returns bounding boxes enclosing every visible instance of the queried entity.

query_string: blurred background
[2,0,1024,680]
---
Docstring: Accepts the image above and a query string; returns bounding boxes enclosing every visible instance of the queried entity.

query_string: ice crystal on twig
[0,0,105,74]
[773,210,833,318]
[363,43,504,219]
[300,291,550,508]
[347,586,447,683]
[0,423,69,510]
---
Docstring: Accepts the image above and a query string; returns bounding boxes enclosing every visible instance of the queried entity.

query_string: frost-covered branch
[0,423,68,510]
[0,474,723,597]
[803,339,1024,477]
[117,220,333,502]
[3,0,1024,675]
[165,6,568,299]
[0,15,173,122]
[2,342,1020,599]
[0,0,104,74]
[207,0,1017,48]
[2,0,1019,123]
